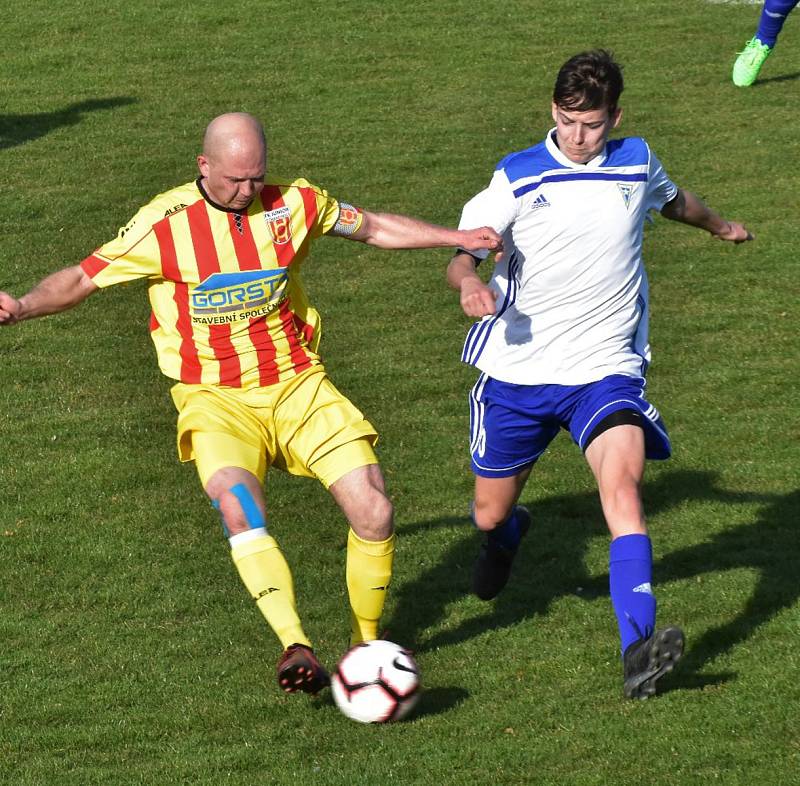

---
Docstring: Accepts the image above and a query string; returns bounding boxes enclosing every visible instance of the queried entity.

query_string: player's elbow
[351,211,383,246]
[75,268,99,302]
[660,189,686,221]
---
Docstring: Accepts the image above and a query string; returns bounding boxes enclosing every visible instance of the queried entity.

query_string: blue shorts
[469,373,671,478]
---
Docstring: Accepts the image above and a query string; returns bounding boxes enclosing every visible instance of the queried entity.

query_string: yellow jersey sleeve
[299,177,340,236]
[80,183,198,287]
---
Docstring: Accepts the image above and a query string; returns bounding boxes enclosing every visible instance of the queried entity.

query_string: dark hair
[553,50,624,113]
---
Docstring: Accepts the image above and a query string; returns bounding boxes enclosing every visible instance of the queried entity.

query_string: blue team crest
[617,183,636,209]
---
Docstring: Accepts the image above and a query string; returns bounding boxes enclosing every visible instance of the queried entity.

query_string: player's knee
[471,498,513,532]
[600,478,644,530]
[607,475,641,509]
[214,483,267,536]
[356,489,394,541]
[215,491,245,533]
[369,491,394,538]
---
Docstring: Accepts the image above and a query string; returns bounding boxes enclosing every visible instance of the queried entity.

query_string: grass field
[2,1,799,784]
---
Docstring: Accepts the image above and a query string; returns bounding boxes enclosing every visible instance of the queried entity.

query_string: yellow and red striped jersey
[81,177,341,388]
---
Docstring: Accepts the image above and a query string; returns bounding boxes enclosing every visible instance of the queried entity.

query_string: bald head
[197,113,267,210]
[202,112,266,160]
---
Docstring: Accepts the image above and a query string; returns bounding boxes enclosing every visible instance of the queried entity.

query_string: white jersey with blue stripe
[458,130,678,385]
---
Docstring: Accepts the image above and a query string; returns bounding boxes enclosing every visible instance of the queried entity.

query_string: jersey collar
[196,177,248,214]
[545,128,607,169]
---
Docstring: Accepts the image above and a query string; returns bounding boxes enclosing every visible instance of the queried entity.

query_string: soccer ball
[332,640,421,723]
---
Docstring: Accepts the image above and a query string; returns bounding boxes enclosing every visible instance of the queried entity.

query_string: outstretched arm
[0,265,98,326]
[660,189,753,243]
[347,209,502,252]
[447,251,498,317]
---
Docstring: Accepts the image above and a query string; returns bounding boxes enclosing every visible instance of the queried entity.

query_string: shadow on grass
[413,686,471,720]
[308,686,468,722]
[753,70,800,85]
[0,97,137,150]
[391,470,799,693]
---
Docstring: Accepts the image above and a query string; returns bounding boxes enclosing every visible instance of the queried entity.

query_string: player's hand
[0,291,22,326]
[715,221,753,244]
[457,226,503,252]
[460,277,498,317]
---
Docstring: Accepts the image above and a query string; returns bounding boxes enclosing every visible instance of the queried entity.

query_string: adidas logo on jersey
[530,193,550,211]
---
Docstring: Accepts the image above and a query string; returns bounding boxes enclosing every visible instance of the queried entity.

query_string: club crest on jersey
[264,206,292,245]
[190,270,288,325]
[617,183,636,210]
[530,193,550,211]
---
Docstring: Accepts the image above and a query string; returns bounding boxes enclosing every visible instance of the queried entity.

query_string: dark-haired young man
[448,51,752,699]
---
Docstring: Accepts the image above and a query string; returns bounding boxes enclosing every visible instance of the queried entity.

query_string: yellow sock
[346,529,395,646]
[230,534,311,650]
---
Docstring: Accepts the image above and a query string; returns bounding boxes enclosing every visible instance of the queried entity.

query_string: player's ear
[611,106,623,128]
[551,101,559,124]
[197,154,210,177]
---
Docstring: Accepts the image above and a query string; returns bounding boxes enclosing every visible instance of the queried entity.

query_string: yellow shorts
[171,366,378,489]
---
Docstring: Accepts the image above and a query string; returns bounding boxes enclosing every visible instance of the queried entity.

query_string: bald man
[0,112,501,696]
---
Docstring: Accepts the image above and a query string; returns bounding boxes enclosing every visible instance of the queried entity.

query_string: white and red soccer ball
[332,639,421,723]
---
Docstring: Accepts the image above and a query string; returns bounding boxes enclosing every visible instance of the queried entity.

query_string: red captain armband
[330,202,363,237]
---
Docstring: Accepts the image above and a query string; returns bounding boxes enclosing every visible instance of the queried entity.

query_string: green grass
[2,1,799,784]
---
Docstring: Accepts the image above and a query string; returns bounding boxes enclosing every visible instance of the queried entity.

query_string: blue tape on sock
[230,483,266,529]
[210,498,229,537]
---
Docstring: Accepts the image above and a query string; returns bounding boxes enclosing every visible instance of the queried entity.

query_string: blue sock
[756,0,799,47]
[609,534,656,654]
[472,506,524,551]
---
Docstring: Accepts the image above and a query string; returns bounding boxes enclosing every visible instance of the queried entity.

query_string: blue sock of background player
[755,0,799,47]
[609,533,656,653]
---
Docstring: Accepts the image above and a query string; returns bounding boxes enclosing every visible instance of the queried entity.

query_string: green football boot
[732,37,772,87]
